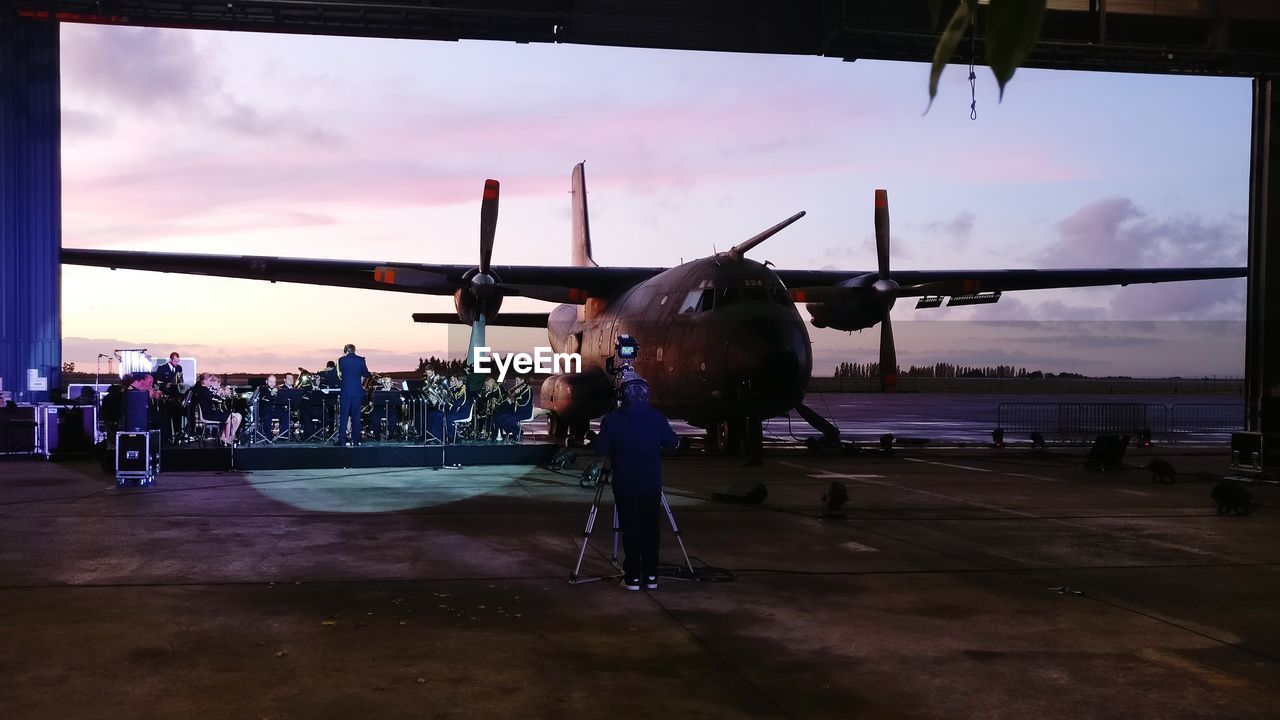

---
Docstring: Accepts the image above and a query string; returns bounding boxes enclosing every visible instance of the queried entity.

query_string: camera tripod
[569,470,696,584]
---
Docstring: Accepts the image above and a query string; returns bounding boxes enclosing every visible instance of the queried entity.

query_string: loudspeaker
[1085,434,1129,471]
[712,478,768,504]
[122,390,149,432]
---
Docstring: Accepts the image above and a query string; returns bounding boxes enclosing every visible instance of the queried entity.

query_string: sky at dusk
[58,24,1251,377]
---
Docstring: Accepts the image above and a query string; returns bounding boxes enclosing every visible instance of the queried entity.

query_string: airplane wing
[412,312,550,327]
[64,249,1245,303]
[776,267,1246,299]
[60,249,663,301]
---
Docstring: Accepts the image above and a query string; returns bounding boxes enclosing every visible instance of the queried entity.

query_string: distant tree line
[832,362,1085,379]
[416,356,469,376]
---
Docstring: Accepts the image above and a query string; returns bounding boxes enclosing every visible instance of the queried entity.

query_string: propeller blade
[874,189,890,280]
[479,179,499,276]
[879,310,898,393]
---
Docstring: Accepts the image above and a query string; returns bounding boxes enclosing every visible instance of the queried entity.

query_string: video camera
[606,334,639,376]
[606,335,642,409]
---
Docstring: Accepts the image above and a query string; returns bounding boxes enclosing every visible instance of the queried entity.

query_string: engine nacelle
[540,368,614,422]
[804,274,896,331]
[806,292,894,331]
[453,268,504,324]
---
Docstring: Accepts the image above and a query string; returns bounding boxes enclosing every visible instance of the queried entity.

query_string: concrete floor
[1,446,1277,719]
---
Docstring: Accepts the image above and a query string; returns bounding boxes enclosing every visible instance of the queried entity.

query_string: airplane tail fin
[570,162,597,267]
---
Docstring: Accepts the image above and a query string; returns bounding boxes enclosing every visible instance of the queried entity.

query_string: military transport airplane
[62,163,1246,452]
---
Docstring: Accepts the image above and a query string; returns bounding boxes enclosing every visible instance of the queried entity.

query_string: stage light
[879,433,895,451]
[1030,432,1046,451]
[1139,427,1152,447]
[821,481,848,519]
[547,449,577,470]
[992,428,1005,448]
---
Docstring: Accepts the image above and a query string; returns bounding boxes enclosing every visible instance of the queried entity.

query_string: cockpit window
[679,288,715,314]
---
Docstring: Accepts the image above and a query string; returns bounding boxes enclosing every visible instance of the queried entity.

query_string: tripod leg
[570,480,608,583]
[611,504,620,564]
[660,491,696,579]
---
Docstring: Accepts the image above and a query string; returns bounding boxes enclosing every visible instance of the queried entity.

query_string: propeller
[873,189,898,393]
[465,179,502,363]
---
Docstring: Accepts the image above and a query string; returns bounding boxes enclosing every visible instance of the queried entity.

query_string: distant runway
[756,392,1244,445]
[528,391,1243,445]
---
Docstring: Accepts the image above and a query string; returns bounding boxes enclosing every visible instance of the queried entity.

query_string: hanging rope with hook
[968,7,978,120]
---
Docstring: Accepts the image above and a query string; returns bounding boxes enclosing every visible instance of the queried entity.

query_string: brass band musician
[122,372,163,433]
[153,352,185,442]
[153,352,184,390]
[493,375,534,442]
[258,374,289,440]
[474,376,503,440]
[193,372,243,446]
[318,361,339,389]
[425,374,471,443]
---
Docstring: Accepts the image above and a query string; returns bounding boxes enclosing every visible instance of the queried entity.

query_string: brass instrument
[363,372,385,392]
[297,367,314,389]
[504,382,531,407]
[212,383,232,411]
[423,377,450,410]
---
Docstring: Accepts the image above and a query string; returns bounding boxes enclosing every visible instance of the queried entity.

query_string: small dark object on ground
[1211,479,1257,516]
[1146,457,1177,484]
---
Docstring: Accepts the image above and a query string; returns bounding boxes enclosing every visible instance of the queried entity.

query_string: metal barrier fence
[1169,403,1247,436]
[996,403,1242,443]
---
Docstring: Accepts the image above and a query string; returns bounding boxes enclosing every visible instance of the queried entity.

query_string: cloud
[919,211,975,246]
[61,25,336,144]
[61,26,213,110]
[62,336,449,375]
[61,108,114,138]
[1041,197,1245,268]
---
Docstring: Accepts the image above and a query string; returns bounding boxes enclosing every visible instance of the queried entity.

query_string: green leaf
[927,0,975,113]
[986,0,1047,100]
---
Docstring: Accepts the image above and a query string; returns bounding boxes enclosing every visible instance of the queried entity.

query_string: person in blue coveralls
[590,370,678,591]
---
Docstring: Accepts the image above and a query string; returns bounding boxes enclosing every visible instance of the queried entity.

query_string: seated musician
[494,375,534,442]
[124,372,163,431]
[318,361,339,388]
[429,375,472,443]
[193,372,243,446]
[282,373,297,390]
[259,374,287,440]
[100,383,124,435]
[127,372,155,394]
[474,376,502,441]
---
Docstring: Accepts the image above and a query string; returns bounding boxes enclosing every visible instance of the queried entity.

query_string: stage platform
[160,441,559,471]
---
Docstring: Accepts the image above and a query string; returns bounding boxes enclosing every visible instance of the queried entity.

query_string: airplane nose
[726,318,809,414]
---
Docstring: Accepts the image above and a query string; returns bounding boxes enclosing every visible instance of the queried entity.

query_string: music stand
[275,388,305,442]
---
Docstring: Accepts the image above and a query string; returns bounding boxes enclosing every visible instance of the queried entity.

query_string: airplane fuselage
[545,255,812,426]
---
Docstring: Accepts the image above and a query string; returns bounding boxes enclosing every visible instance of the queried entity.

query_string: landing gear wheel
[548,414,569,446]
[709,418,743,455]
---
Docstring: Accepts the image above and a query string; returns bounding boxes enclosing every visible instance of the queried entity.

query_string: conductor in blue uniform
[592,371,678,591]
[336,343,371,446]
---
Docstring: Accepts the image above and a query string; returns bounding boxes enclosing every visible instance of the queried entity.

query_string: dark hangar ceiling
[8,0,1280,77]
